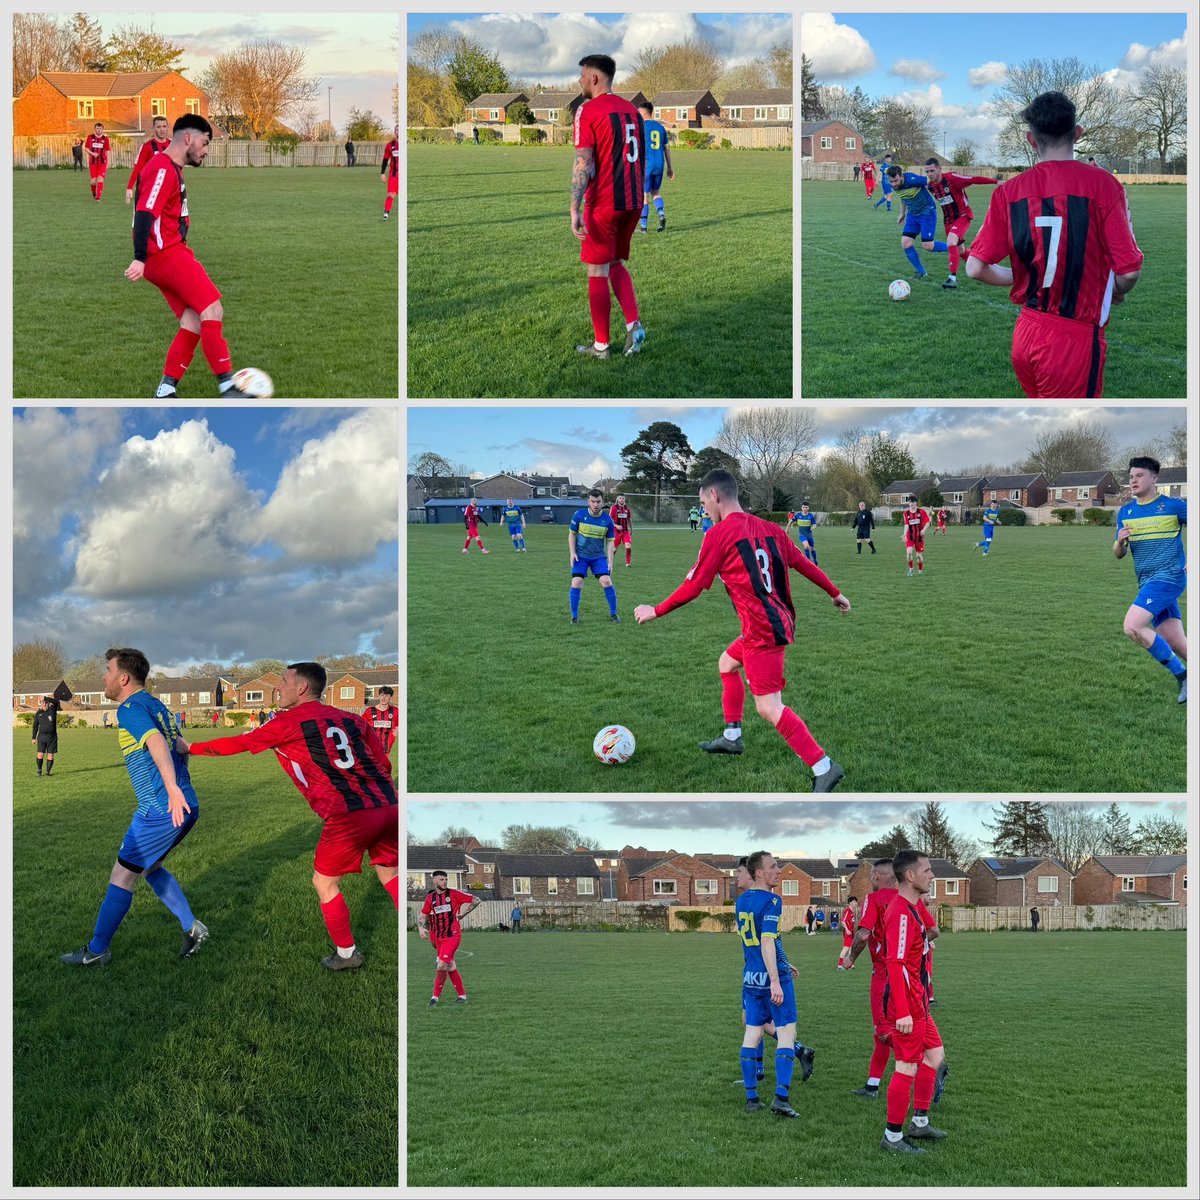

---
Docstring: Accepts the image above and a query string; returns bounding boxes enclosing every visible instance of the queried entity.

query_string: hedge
[408,127,455,143]
[677,129,712,149]
[519,127,546,144]
[1083,507,1115,526]
[1051,507,1077,524]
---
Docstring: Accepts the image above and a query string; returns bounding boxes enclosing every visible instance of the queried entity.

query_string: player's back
[643,119,667,168]
[575,92,645,212]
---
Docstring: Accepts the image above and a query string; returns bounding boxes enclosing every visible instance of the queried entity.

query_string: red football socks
[165,328,201,379]
[609,262,639,323]
[200,319,232,375]
[90,183,96,199]
[319,893,355,950]
[588,276,611,344]
[97,181,104,199]
[915,1061,937,1110]
[448,969,465,997]
[948,244,960,273]
[384,194,394,213]
[776,706,823,766]
[625,548,632,566]
[383,876,399,909]
[887,1071,914,1126]
[720,670,745,723]
[869,1036,892,1080]
[432,971,447,998]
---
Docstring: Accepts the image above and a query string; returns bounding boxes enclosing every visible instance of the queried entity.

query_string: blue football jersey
[569,507,615,558]
[983,506,1000,527]
[1117,495,1187,588]
[503,504,523,526]
[890,171,935,215]
[736,888,791,991]
[118,689,196,817]
[643,120,667,173]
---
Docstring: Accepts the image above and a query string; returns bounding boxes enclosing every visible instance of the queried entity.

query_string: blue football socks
[639,202,649,229]
[741,1047,759,1096]
[775,1047,796,1097]
[654,196,665,217]
[904,245,924,273]
[1149,634,1187,677]
[145,866,196,930]
[89,883,134,954]
[570,587,581,618]
[933,240,948,252]
[603,584,618,616]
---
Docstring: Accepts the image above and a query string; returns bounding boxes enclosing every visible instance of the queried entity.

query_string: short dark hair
[105,647,150,685]
[881,152,892,159]
[153,114,169,123]
[874,856,895,869]
[1129,455,1160,474]
[848,895,858,902]
[432,870,448,880]
[287,661,327,698]
[924,156,940,167]
[588,488,604,500]
[379,686,394,698]
[638,100,653,115]
[737,855,749,869]
[886,165,902,178]
[173,113,213,139]
[699,469,738,500]
[579,54,617,81]
[1020,91,1077,146]
[746,850,771,880]
[892,849,927,884]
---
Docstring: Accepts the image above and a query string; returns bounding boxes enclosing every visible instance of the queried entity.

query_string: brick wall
[496,873,599,902]
[623,854,722,903]
[15,72,209,137]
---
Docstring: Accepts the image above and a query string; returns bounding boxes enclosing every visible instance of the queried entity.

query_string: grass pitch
[800,182,1185,399]
[407,522,1186,793]
[407,929,1186,1187]
[12,730,398,1188]
[407,144,792,398]
[12,168,398,398]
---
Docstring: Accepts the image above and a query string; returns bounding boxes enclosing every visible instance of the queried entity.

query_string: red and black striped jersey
[575,93,645,213]
[189,701,396,819]
[382,139,399,178]
[609,503,632,532]
[903,508,930,543]
[421,888,473,940]
[86,133,111,163]
[926,171,996,224]
[968,159,1143,327]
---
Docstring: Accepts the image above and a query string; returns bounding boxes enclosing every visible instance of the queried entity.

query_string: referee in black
[853,501,877,554]
[32,696,61,776]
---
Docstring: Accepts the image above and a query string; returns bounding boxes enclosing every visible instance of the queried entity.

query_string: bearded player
[183,661,398,971]
[418,870,481,1005]
[127,115,171,205]
[902,500,931,576]
[610,493,634,567]
[381,125,399,220]
[922,157,998,290]
[85,121,111,201]
[634,470,851,791]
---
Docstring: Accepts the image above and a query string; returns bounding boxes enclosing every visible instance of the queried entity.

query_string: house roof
[328,667,399,686]
[935,475,987,492]
[801,120,860,135]
[1154,467,1186,484]
[1089,854,1186,876]
[467,92,528,108]
[527,91,581,107]
[152,676,232,692]
[652,91,713,105]
[881,477,935,495]
[975,855,1071,877]
[928,858,968,878]
[464,848,501,864]
[40,70,176,98]
[720,89,793,106]
[697,853,741,869]
[781,858,842,880]
[496,853,602,878]
[407,846,467,871]
[985,473,1045,489]
[623,855,671,878]
[1051,470,1114,486]
[417,474,475,490]
[14,678,70,695]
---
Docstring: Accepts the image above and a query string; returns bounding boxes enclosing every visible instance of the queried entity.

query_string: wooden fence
[949,903,1186,932]
[13,136,386,169]
[438,124,791,149]
[406,899,672,931]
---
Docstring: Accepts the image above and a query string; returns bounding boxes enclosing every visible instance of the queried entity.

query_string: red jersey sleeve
[919,899,937,929]
[655,526,725,615]
[136,159,176,218]
[421,893,434,916]
[188,717,294,757]
[919,509,931,533]
[450,889,474,912]
[128,141,151,190]
[779,531,841,597]
[948,172,998,186]
[1101,185,1144,276]
[574,103,596,152]
[966,186,1009,265]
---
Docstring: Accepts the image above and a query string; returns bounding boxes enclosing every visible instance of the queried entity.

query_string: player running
[634,470,851,791]
[975,502,1000,555]
[853,501,877,555]
[902,499,931,576]
[572,54,647,359]
[862,158,876,201]
[364,686,398,758]
[183,661,399,971]
[502,498,528,552]
[1114,456,1187,703]
[966,91,1143,398]
[85,121,111,201]
[922,157,998,290]
[872,153,896,211]
[736,851,812,1117]
[419,871,481,1005]
[837,896,858,969]
[569,489,619,623]
[878,851,948,1154]
[381,125,399,220]
[60,648,207,966]
[462,499,489,554]
[610,493,634,567]
[786,503,819,565]
[125,114,255,399]
[885,166,949,279]
[935,507,948,535]
[126,115,171,205]
[637,100,674,232]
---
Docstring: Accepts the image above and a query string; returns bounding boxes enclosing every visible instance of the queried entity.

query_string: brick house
[417,474,476,499]
[880,477,937,505]
[620,852,725,904]
[926,859,971,905]
[526,90,583,124]
[801,119,864,163]
[777,858,844,907]
[651,90,720,129]
[407,474,427,521]
[578,847,622,899]
[465,92,529,124]
[697,853,742,900]
[472,472,575,500]
[406,846,468,895]
[494,853,603,900]
[1116,466,1187,503]
[982,473,1048,507]
[462,847,502,890]
[719,88,793,125]
[15,71,209,143]
[1073,855,1187,905]
[232,673,282,709]
[1045,470,1119,507]
[13,678,74,712]
[325,667,399,711]
[967,856,1075,906]
[151,675,234,711]
[933,476,988,507]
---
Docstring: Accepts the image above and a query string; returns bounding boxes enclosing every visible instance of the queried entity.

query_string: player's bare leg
[374,863,400,909]
[1124,607,1187,700]
[313,869,365,971]
[753,690,843,792]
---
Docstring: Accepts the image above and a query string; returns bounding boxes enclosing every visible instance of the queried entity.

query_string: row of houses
[408,471,588,526]
[408,839,1187,910]
[465,88,792,132]
[13,666,398,716]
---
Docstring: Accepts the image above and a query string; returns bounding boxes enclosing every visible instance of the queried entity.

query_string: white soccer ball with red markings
[888,280,911,302]
[593,724,635,765]
[231,367,274,398]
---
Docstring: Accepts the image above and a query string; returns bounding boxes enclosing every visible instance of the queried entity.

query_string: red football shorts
[143,245,223,319]
[313,805,399,876]
[842,933,854,949]
[432,931,461,964]
[581,207,639,265]
[890,1011,942,1065]
[905,536,925,553]
[386,173,399,195]
[945,215,972,242]
[613,530,631,547]
[1012,307,1106,399]
[89,159,106,178]
[724,637,786,696]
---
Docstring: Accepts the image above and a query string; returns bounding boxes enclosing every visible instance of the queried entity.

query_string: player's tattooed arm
[570,146,594,213]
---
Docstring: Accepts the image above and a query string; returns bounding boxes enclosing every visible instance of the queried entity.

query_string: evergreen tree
[621,421,694,522]
[1097,802,1134,855]
[983,801,1053,856]
[800,53,824,120]
[855,826,911,859]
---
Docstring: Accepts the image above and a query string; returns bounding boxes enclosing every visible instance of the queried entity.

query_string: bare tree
[14,638,68,684]
[876,99,936,162]
[715,408,818,511]
[834,426,871,473]
[197,41,321,139]
[1164,422,1186,467]
[1021,420,1116,482]
[714,59,772,98]
[13,13,75,95]
[1041,804,1105,873]
[411,451,455,477]
[768,41,792,89]
[409,27,464,75]
[1131,64,1187,171]
[623,38,726,95]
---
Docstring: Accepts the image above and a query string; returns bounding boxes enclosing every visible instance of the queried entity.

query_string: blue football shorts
[508,525,523,536]
[645,168,664,193]
[1132,579,1184,626]
[903,209,938,241]
[743,976,798,1028]
[117,804,199,871]
[571,555,610,579]
[983,523,996,540]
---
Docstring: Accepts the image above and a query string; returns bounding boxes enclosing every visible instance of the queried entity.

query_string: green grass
[12,168,398,398]
[800,182,1185,398]
[12,730,398,1187]
[407,144,792,397]
[407,522,1186,792]
[407,929,1186,1187]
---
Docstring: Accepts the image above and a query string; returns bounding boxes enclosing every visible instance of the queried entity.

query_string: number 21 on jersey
[738,911,760,946]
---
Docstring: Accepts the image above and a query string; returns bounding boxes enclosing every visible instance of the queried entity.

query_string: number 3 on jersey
[327,725,356,769]
[755,547,774,594]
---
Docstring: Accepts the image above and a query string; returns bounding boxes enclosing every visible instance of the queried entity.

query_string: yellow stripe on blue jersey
[1117,496,1187,587]
[575,520,609,539]
[1122,514,1181,540]
[117,689,196,817]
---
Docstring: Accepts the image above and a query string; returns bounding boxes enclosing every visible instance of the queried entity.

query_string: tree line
[801,51,1186,171]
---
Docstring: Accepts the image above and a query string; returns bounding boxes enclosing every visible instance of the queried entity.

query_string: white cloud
[520,438,616,485]
[799,13,875,78]
[1120,37,1186,71]
[891,58,945,84]
[968,61,1008,88]
[258,408,399,563]
[1101,66,1142,94]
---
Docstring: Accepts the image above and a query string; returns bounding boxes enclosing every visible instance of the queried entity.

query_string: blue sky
[408,406,1185,486]
[802,12,1187,158]
[13,407,399,673]
[406,12,792,86]
[408,800,1186,861]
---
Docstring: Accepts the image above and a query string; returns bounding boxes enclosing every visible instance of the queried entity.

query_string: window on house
[677,108,689,120]
[952,493,963,503]
[513,877,532,895]
[78,100,94,118]
[160,694,172,705]
[821,881,830,895]
[484,864,493,874]
[928,880,937,898]
[537,487,548,496]
[782,879,798,896]
[1054,488,1063,500]
[1010,490,1021,501]
[198,692,211,705]
[547,878,558,895]
[1037,876,1059,893]
[820,136,833,149]
[185,98,201,114]
[339,686,355,699]
[245,690,263,703]
[944,879,959,895]
[989,492,997,501]
[755,107,768,120]
[653,879,677,895]
[577,877,595,895]
[696,879,718,895]
[150,98,167,116]
[844,135,855,148]
[780,106,791,120]
[1122,877,1136,891]
[727,107,742,119]
[1078,488,1090,499]
[490,110,499,120]
[407,873,425,890]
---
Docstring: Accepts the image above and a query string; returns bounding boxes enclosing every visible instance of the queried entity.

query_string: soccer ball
[593,724,635,765]
[888,280,911,302]
[230,367,274,398]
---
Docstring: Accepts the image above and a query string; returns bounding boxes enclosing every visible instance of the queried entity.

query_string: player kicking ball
[634,470,850,792]
[125,114,254,398]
